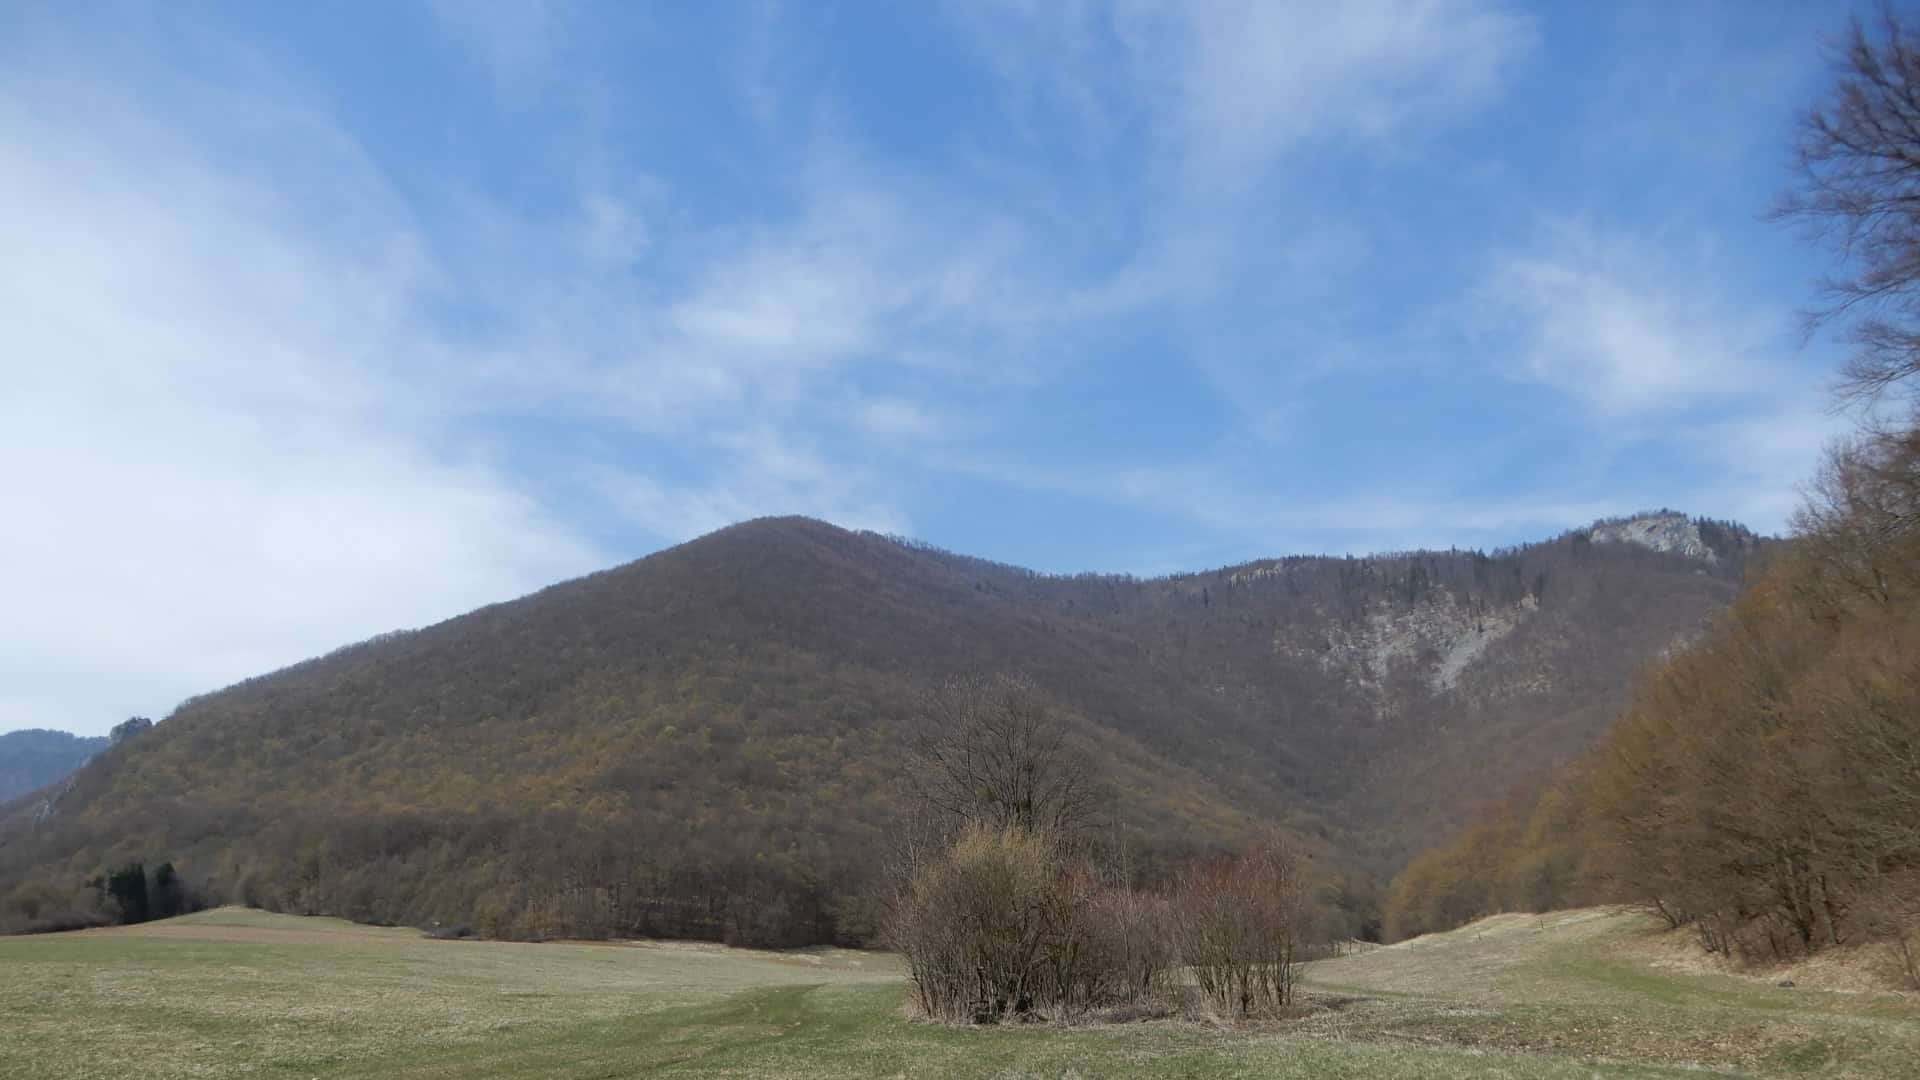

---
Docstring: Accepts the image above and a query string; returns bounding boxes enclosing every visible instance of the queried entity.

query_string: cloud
[942,452,1625,559]
[1482,219,1791,414]
[0,66,606,736]
[853,397,948,443]
[426,0,564,92]
[735,0,791,129]
[661,169,1062,383]
[1133,0,1534,185]
[1684,406,1851,529]
[939,0,1538,409]
[950,1,1533,188]
[1472,217,1844,533]
[595,429,909,543]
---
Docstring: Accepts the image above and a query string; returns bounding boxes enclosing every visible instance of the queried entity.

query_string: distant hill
[0,729,109,803]
[0,513,1764,943]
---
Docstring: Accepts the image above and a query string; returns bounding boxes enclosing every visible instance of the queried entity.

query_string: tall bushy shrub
[1173,838,1307,1016]
[885,826,1083,1021]
[887,825,1312,1023]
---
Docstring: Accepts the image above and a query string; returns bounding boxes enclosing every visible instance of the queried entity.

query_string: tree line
[1386,11,1920,985]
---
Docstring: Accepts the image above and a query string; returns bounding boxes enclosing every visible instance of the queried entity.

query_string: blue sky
[1,1,1867,735]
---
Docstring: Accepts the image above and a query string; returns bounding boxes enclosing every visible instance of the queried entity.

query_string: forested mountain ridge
[0,729,109,803]
[0,511,1762,943]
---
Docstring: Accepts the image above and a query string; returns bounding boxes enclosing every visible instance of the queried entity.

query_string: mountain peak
[691,515,863,550]
[1587,510,1718,562]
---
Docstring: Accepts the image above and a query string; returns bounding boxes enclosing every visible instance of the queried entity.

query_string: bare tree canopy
[1792,426,1920,605]
[905,673,1103,837]
[1777,7,1920,409]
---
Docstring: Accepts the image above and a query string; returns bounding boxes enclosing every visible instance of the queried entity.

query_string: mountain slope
[0,729,109,803]
[0,513,1762,942]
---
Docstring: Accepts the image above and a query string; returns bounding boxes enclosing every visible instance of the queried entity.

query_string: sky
[0,1,1873,736]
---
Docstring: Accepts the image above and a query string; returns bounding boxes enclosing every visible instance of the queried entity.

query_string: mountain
[0,730,109,803]
[0,513,1764,942]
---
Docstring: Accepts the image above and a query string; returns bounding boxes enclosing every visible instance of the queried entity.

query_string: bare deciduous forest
[0,509,1752,946]
[1383,13,1920,986]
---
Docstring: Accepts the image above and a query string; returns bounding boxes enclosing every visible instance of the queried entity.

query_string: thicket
[1172,841,1308,1016]
[0,858,202,934]
[1586,427,1920,978]
[887,824,1311,1023]
[1388,392,1920,972]
[884,675,1316,1023]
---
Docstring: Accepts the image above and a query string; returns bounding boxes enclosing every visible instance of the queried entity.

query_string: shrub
[888,824,1319,1024]
[884,825,1183,1022]
[885,825,1064,1021]
[1172,837,1307,1016]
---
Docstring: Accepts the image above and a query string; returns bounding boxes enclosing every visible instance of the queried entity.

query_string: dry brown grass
[6,904,1918,1078]
[1621,917,1918,995]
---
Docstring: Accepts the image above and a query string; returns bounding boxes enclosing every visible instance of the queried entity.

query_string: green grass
[2,907,1915,1078]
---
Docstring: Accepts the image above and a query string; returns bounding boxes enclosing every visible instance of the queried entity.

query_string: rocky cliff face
[1589,512,1720,562]
[1281,590,1539,696]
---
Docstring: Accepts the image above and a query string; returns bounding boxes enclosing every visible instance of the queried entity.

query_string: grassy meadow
[2,907,1916,1079]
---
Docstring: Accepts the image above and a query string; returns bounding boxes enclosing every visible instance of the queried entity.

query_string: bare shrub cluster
[1174,840,1307,1016]
[890,673,1313,1023]
[884,826,1120,1021]
[885,825,1307,1023]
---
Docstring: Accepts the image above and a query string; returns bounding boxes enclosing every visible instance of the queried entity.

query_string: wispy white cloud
[0,84,606,734]
[1685,407,1851,529]
[1473,216,1843,533]
[595,429,909,543]
[944,452,1629,560]
[735,0,792,129]
[940,0,1539,413]
[951,1,1533,185]
[853,397,950,443]
[1129,0,1534,185]
[426,0,565,93]
[1482,219,1792,414]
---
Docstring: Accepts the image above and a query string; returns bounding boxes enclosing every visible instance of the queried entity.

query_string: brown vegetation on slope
[1388,14,1920,975]
[0,511,1754,946]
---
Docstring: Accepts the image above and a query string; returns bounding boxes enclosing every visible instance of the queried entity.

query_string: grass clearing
[2,906,1915,1077]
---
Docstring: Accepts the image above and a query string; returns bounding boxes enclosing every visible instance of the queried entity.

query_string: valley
[5,905,1912,1078]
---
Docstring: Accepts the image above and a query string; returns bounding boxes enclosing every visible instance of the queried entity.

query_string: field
[3,908,1917,1079]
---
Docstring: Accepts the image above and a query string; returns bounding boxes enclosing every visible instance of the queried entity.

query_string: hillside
[0,512,1762,943]
[0,729,109,803]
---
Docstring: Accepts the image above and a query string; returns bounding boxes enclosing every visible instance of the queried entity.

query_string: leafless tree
[1792,426,1920,606]
[1776,7,1920,410]
[904,674,1103,838]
